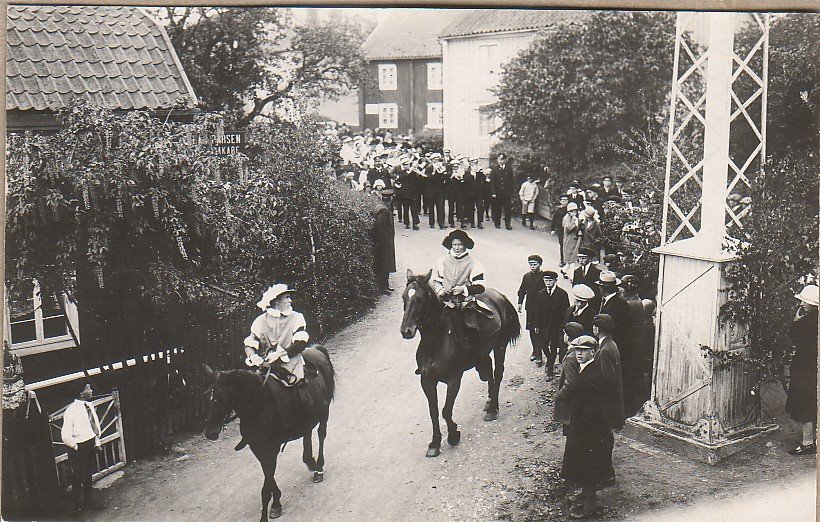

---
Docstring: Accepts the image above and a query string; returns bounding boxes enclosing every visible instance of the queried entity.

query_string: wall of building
[359,59,443,135]
[442,31,537,160]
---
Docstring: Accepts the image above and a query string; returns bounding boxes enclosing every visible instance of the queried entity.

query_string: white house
[439,10,589,162]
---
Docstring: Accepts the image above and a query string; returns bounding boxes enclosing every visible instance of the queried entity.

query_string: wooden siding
[653,255,759,437]
[359,59,443,134]
[442,31,537,160]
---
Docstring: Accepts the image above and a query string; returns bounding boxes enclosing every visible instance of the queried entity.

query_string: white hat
[572,284,595,301]
[257,284,296,310]
[795,285,819,306]
[566,202,579,212]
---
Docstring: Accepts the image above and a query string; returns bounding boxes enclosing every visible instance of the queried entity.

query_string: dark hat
[592,313,615,330]
[496,152,507,159]
[442,229,475,250]
[595,271,620,287]
[603,253,620,264]
[620,274,638,287]
[570,335,598,350]
[528,255,543,264]
[564,322,585,340]
[602,175,613,181]
[543,270,558,280]
[558,193,569,200]
[570,179,582,187]
[577,246,595,257]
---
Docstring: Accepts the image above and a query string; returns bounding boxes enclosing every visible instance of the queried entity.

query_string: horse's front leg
[443,376,462,446]
[485,347,507,421]
[314,416,328,483]
[421,376,442,457]
[302,430,317,472]
[250,443,282,520]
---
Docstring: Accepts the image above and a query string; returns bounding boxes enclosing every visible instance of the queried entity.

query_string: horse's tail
[500,295,521,347]
[306,344,336,402]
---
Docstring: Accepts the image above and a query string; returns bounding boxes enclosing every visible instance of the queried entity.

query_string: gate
[48,391,127,487]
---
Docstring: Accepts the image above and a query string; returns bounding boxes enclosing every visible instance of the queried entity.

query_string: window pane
[11,320,36,343]
[43,315,68,338]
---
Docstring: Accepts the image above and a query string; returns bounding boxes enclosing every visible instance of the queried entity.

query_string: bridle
[406,281,439,331]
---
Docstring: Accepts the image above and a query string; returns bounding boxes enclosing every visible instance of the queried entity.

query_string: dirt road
[88,220,816,521]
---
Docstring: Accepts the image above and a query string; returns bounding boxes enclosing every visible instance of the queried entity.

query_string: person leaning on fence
[61,381,103,512]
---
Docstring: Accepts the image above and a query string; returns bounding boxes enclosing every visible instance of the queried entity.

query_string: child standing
[517,255,545,365]
[519,175,540,229]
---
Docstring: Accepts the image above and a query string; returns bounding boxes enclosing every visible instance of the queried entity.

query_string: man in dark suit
[394,156,420,230]
[551,194,570,267]
[458,158,476,228]
[367,155,391,187]
[517,255,545,364]
[468,158,486,229]
[596,271,636,414]
[592,313,624,489]
[490,153,515,230]
[424,154,448,229]
[572,247,602,308]
[533,270,571,379]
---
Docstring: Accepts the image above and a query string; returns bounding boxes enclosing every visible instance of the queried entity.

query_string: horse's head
[401,269,435,339]
[202,365,233,441]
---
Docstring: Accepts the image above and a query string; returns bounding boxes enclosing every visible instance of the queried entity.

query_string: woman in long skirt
[786,284,818,455]
[561,203,581,278]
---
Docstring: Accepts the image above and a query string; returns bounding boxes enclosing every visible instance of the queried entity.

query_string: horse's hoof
[484,411,498,422]
[448,431,461,446]
[426,446,441,458]
[268,506,283,519]
[313,471,324,483]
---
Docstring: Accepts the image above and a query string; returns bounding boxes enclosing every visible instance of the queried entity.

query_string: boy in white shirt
[61,381,102,511]
[519,175,540,229]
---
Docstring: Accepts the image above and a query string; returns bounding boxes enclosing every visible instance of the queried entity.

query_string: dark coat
[560,357,615,488]
[566,304,596,336]
[786,308,818,422]
[394,167,420,198]
[533,286,571,338]
[424,164,447,199]
[601,186,622,202]
[467,169,486,199]
[371,201,396,274]
[598,335,625,429]
[573,264,602,308]
[555,348,580,425]
[599,293,633,355]
[518,271,544,330]
[551,205,568,235]
[491,163,516,198]
[367,166,391,186]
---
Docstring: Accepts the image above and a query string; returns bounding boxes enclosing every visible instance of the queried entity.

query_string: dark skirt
[786,367,818,422]
[560,423,613,488]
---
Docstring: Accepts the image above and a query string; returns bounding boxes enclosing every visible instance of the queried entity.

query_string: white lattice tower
[628,12,777,464]
[661,12,770,247]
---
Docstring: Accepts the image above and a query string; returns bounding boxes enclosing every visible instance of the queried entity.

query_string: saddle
[463,294,502,338]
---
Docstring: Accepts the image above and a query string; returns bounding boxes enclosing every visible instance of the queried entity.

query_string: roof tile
[439,9,591,39]
[362,9,461,60]
[6,5,197,112]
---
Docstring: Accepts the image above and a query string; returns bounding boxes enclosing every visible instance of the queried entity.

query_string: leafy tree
[5,100,377,365]
[159,7,369,126]
[493,11,675,172]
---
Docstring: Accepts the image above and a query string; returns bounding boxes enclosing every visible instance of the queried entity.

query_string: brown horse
[401,269,520,457]
[203,346,335,521]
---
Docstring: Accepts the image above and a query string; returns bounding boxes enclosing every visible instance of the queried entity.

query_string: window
[478,107,499,137]
[379,103,399,128]
[364,103,379,115]
[6,280,79,355]
[378,64,397,91]
[427,103,443,129]
[478,43,499,89]
[427,63,442,90]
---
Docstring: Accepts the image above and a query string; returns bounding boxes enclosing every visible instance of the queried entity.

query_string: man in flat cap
[533,270,571,379]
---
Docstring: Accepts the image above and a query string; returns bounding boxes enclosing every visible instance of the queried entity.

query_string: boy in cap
[559,335,615,519]
[61,381,103,512]
[533,270,571,378]
[567,284,597,335]
[517,255,545,364]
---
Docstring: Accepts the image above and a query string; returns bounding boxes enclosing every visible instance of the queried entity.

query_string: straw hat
[795,285,819,306]
[257,284,296,310]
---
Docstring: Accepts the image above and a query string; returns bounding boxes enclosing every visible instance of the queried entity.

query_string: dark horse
[401,269,520,457]
[203,346,335,521]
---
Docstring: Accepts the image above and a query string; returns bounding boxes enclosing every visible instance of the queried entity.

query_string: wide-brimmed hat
[577,246,595,257]
[257,283,296,310]
[595,271,621,287]
[795,285,819,306]
[584,206,596,217]
[442,229,475,250]
[572,284,595,301]
[570,335,598,350]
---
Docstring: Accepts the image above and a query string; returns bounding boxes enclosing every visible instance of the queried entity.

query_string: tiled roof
[6,5,197,112]
[439,9,590,39]
[362,9,461,60]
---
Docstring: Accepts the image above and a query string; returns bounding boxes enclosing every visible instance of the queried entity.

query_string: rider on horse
[430,230,493,380]
[243,283,311,430]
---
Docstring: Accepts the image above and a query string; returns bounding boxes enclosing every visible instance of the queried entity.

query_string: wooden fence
[2,305,257,520]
